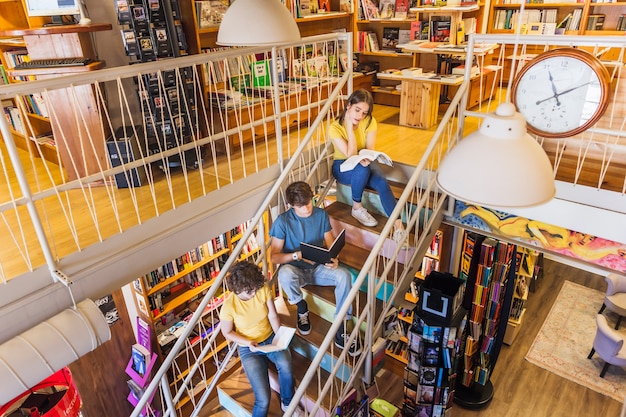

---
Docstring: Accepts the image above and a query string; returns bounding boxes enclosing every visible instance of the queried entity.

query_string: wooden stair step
[388,180,441,209]
[327,201,416,266]
[197,396,236,417]
[217,368,285,416]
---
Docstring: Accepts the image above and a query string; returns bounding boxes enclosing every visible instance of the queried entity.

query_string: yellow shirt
[329,116,378,160]
[219,285,273,344]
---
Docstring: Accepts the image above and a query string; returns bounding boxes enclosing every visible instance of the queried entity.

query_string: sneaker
[334,332,363,357]
[297,311,311,335]
[282,402,305,416]
[351,206,377,227]
[393,228,410,249]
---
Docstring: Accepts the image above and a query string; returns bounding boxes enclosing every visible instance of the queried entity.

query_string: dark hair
[337,89,374,127]
[226,261,265,294]
[285,181,313,207]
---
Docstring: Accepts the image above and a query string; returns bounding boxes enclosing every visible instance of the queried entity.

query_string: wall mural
[450,200,626,273]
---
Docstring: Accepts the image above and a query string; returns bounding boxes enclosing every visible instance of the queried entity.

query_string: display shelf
[125,353,158,387]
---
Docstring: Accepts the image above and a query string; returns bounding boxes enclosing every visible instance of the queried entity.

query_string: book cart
[402,271,465,417]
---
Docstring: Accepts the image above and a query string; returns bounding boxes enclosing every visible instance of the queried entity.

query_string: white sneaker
[282,402,305,416]
[351,206,377,227]
[393,228,410,249]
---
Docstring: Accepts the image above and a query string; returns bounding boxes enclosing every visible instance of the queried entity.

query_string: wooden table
[377,72,464,129]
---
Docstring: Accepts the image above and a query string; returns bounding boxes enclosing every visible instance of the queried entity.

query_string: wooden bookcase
[488,0,626,36]
[0,0,48,160]
[504,247,543,345]
[0,23,112,180]
[130,218,266,411]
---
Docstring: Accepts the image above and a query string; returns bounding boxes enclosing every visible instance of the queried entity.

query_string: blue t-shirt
[269,207,331,268]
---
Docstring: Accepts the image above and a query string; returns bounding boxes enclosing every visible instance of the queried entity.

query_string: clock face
[511,48,610,138]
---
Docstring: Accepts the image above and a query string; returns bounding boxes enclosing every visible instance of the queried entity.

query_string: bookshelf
[131,219,263,409]
[455,232,516,407]
[358,4,488,108]
[356,18,417,106]
[178,0,354,55]
[0,23,112,180]
[0,2,50,162]
[488,0,626,36]
[504,247,543,345]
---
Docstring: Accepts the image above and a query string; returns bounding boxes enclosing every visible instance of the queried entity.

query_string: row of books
[196,0,229,29]
[426,231,442,257]
[462,236,514,388]
[420,257,440,278]
[2,49,34,82]
[288,0,351,18]
[146,255,226,313]
[143,233,228,290]
[19,93,50,118]
[586,13,605,30]
[492,8,557,30]
[3,106,25,135]
[616,14,626,31]
[359,0,412,20]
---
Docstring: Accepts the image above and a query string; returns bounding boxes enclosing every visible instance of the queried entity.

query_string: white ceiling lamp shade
[0,299,111,405]
[436,103,556,209]
[217,0,301,46]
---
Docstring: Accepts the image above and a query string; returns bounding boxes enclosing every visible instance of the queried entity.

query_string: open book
[340,149,393,172]
[254,326,296,353]
[300,229,346,264]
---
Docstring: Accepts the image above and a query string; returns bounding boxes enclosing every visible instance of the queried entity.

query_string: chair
[598,273,626,330]
[587,314,626,378]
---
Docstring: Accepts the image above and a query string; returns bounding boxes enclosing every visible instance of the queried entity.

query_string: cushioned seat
[587,314,626,377]
[598,273,626,330]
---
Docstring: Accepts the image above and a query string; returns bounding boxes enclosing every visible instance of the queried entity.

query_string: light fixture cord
[506,1,527,103]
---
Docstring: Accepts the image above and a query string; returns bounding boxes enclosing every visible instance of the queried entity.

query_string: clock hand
[548,71,561,106]
[535,82,593,105]
[557,82,592,97]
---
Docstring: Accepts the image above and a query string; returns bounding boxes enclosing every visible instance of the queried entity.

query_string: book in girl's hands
[340,149,392,172]
[300,229,346,264]
[254,326,296,352]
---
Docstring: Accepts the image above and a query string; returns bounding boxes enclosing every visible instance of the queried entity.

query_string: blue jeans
[238,333,295,417]
[332,159,398,217]
[278,264,353,319]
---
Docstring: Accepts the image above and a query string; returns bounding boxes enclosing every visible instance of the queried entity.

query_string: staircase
[211,184,439,416]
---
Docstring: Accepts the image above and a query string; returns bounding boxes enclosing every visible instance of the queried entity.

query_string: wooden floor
[377,257,623,417]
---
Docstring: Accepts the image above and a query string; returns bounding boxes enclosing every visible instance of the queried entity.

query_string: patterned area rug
[525,280,626,402]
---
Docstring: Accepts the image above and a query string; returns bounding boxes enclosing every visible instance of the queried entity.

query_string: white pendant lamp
[436,102,556,209]
[217,0,301,46]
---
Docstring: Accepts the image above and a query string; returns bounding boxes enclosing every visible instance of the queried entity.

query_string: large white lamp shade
[217,0,301,46]
[436,103,556,209]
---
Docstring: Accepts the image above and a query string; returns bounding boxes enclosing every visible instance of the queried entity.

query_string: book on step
[300,229,346,264]
[340,149,393,172]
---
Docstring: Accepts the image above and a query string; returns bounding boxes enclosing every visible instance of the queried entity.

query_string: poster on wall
[449,200,626,273]
[95,294,120,326]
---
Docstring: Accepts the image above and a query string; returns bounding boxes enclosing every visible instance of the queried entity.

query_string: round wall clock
[511,48,610,138]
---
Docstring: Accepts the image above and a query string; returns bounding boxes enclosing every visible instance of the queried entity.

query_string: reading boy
[220,261,304,416]
[269,181,361,356]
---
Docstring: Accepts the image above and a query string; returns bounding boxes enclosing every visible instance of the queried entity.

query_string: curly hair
[285,181,313,207]
[226,261,265,294]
